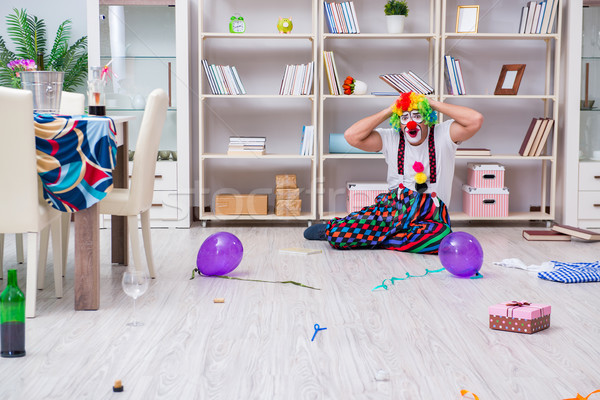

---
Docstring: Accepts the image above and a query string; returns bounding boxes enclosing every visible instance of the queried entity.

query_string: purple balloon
[438,232,483,278]
[196,232,244,276]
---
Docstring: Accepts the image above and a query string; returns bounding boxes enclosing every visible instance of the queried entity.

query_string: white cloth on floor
[493,258,554,272]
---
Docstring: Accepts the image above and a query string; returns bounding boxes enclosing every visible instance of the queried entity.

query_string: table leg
[112,122,129,265]
[74,203,100,310]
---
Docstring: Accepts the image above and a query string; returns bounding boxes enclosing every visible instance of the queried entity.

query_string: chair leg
[140,210,156,278]
[16,233,24,263]
[50,219,63,298]
[26,232,39,318]
[37,227,50,290]
[61,213,70,276]
[127,215,145,274]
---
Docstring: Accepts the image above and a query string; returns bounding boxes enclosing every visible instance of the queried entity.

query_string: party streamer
[563,389,600,400]
[190,268,320,290]
[372,268,445,291]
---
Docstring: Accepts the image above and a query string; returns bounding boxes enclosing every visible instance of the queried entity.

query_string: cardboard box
[462,184,509,217]
[275,174,297,189]
[346,182,389,213]
[215,194,268,215]
[467,163,505,188]
[275,188,300,200]
[489,301,551,334]
[275,199,302,216]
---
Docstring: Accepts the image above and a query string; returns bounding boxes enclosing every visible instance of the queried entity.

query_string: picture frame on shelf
[456,5,479,33]
[494,64,526,95]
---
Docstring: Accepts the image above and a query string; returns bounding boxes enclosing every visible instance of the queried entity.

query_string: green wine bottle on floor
[1,269,26,358]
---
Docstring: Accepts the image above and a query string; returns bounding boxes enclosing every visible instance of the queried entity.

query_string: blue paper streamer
[372,267,446,291]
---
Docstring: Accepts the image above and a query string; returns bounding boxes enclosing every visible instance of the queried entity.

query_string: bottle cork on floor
[113,380,124,392]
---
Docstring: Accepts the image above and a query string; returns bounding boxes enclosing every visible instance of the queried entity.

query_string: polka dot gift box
[488,301,551,334]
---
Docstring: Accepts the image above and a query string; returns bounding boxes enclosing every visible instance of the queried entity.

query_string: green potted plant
[0,8,87,91]
[384,0,409,34]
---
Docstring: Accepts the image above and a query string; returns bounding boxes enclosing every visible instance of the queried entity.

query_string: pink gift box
[489,301,551,334]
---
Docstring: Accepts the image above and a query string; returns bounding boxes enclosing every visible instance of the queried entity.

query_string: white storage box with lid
[462,184,509,217]
[467,163,505,188]
[346,182,389,213]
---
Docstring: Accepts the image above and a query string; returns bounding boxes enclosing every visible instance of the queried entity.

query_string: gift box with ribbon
[488,301,551,334]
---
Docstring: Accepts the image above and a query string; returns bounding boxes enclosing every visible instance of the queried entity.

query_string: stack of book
[300,125,315,156]
[444,55,466,95]
[202,60,246,95]
[519,117,554,157]
[279,62,314,95]
[379,72,434,95]
[518,0,559,34]
[323,1,360,34]
[323,51,342,95]
[227,137,266,156]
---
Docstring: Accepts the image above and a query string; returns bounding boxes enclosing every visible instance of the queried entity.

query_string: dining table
[34,113,133,311]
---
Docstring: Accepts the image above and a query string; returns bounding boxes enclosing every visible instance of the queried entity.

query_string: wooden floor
[1,223,599,400]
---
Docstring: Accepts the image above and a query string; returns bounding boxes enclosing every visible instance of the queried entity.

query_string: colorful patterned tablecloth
[34,113,118,212]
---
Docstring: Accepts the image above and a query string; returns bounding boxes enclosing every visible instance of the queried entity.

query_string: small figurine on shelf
[229,14,246,33]
[277,17,293,34]
[343,76,368,95]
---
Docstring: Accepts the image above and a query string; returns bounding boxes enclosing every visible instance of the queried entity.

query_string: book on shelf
[279,62,314,95]
[323,51,342,95]
[522,230,571,241]
[532,118,554,156]
[551,224,600,241]
[279,247,322,255]
[444,55,465,95]
[528,118,549,156]
[456,148,491,156]
[519,0,558,34]
[202,60,246,95]
[371,92,398,96]
[228,136,266,155]
[324,1,360,34]
[300,125,315,156]
[379,72,434,95]
[518,117,543,156]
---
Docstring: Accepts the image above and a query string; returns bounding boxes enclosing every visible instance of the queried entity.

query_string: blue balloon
[438,232,483,278]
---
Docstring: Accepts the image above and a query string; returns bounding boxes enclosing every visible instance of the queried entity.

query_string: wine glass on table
[121,269,150,327]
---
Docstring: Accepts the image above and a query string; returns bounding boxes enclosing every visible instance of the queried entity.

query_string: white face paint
[401,111,428,146]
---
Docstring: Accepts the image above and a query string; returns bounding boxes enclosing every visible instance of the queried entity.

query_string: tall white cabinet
[197,0,318,225]
[87,0,191,228]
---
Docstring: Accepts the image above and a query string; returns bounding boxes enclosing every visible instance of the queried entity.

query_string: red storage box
[346,182,389,213]
[462,184,509,217]
[467,163,505,188]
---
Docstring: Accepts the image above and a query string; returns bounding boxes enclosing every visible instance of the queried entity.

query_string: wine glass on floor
[121,269,150,327]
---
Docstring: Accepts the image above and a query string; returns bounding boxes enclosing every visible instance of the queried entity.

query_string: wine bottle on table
[0,269,26,358]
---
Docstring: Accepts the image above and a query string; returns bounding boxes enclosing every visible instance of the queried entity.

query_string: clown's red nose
[406,120,417,130]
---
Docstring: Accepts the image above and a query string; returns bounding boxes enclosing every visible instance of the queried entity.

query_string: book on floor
[551,224,600,241]
[522,230,571,241]
[279,247,323,255]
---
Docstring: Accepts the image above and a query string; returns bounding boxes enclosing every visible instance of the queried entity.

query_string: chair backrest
[129,88,169,211]
[0,87,40,232]
[59,91,85,115]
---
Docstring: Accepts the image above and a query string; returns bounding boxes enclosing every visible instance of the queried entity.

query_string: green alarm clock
[229,14,246,34]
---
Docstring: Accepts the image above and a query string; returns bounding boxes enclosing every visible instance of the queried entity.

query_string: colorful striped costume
[326,186,451,254]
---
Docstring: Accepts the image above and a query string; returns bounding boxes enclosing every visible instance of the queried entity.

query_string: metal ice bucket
[20,71,64,113]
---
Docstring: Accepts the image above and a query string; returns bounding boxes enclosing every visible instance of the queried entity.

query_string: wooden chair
[0,87,63,318]
[97,89,169,277]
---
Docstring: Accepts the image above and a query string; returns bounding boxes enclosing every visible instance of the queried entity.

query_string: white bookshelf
[318,0,440,219]
[198,0,318,226]
[440,0,562,222]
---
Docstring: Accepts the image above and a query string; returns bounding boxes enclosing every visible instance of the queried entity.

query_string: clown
[304,91,484,254]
